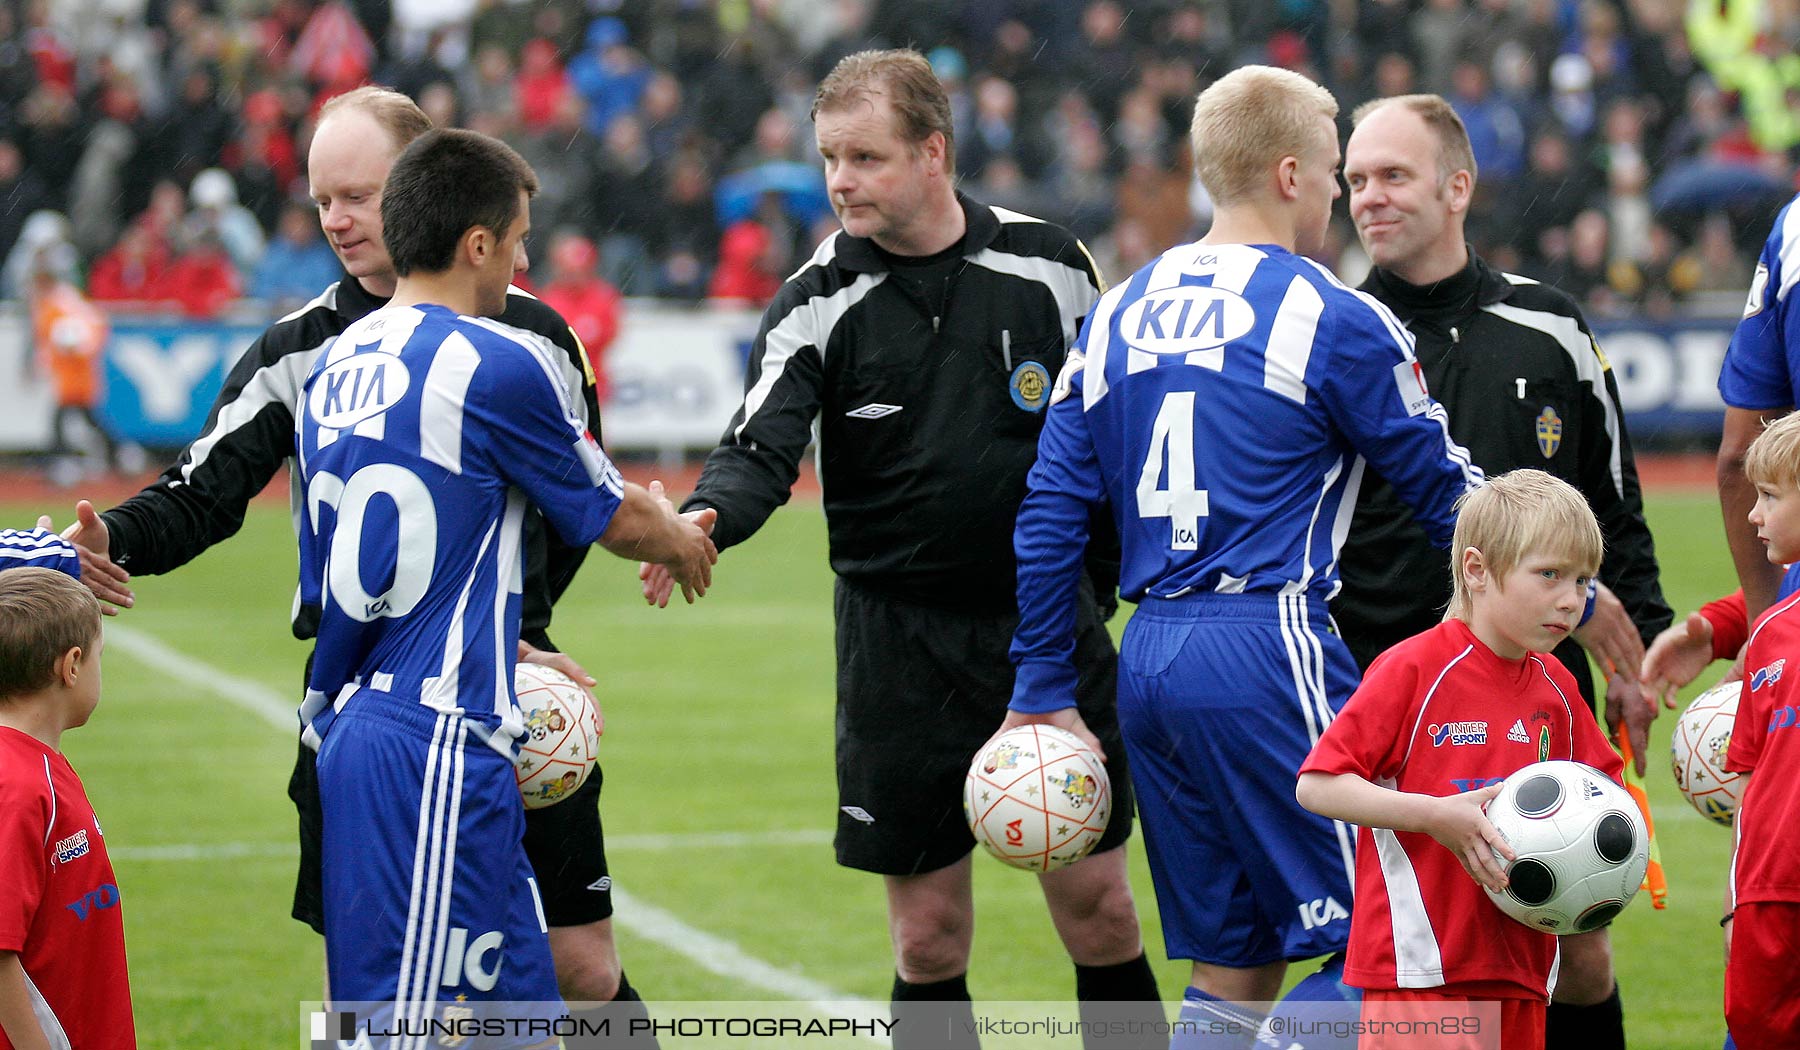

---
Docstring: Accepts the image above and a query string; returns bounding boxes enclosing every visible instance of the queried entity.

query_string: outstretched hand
[638,480,716,606]
[1641,612,1716,708]
[59,500,133,614]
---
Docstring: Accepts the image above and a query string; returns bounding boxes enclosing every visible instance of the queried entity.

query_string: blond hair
[1446,470,1603,623]
[813,49,955,169]
[1189,65,1337,206]
[317,86,433,153]
[1745,412,1800,491]
[1351,94,1478,185]
[0,567,100,702]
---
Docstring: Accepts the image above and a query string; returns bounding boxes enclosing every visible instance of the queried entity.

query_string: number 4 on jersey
[1136,391,1208,550]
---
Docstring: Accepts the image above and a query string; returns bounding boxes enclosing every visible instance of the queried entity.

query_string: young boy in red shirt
[1299,469,1623,1050]
[1724,411,1800,1049]
[0,567,134,1049]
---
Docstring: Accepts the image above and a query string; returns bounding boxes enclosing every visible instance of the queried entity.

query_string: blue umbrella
[714,161,833,226]
[1651,159,1790,213]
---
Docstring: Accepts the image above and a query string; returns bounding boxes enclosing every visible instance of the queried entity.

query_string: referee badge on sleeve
[1010,360,1051,412]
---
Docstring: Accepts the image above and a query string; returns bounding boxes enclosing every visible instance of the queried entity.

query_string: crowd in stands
[0,0,1793,321]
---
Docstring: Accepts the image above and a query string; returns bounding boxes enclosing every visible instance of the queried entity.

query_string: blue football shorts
[317,690,562,1046]
[1117,593,1359,967]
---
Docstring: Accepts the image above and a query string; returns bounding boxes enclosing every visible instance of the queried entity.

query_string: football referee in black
[62,87,657,1049]
[649,50,1162,1050]
[1333,96,1671,1050]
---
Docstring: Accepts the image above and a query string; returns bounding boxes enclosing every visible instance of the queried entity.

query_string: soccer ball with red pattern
[963,725,1110,872]
[1482,760,1649,935]
[514,663,600,810]
[1670,681,1746,827]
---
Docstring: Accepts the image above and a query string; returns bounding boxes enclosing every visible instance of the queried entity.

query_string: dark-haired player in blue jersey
[1005,66,1483,1044]
[1719,192,1800,621]
[296,128,716,1042]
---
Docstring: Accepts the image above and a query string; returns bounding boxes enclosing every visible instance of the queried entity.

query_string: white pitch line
[114,841,297,862]
[106,624,297,732]
[102,626,874,1031]
[112,830,835,862]
[611,887,884,1042]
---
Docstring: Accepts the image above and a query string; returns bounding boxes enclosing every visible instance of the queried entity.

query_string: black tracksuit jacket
[1332,254,1672,702]
[681,193,1116,612]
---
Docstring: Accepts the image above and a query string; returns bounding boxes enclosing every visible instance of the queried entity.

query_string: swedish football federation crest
[1010,360,1050,412]
[1535,406,1563,458]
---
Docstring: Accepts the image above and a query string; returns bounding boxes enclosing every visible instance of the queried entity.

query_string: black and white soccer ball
[1482,760,1650,935]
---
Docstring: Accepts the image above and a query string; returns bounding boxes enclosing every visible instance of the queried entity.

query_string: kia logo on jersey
[1118,287,1255,355]
[309,354,412,430]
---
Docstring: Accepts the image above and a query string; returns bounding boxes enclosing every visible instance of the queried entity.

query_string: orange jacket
[33,282,109,407]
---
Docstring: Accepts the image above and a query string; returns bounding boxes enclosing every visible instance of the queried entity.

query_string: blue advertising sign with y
[100,320,265,445]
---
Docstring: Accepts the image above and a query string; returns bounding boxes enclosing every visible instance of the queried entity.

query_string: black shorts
[289,738,614,933]
[832,577,1134,876]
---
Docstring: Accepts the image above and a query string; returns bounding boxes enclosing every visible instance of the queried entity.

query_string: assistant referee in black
[1333,95,1670,1050]
[656,50,1161,1050]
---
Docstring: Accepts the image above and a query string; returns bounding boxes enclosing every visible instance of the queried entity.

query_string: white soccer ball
[963,724,1110,872]
[1670,681,1746,827]
[1482,760,1649,935]
[514,663,600,810]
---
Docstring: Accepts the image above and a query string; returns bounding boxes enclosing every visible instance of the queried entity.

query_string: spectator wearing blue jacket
[567,18,652,137]
[250,202,341,310]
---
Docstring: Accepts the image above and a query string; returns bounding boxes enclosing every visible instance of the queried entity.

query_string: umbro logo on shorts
[588,876,612,892]
[841,806,875,824]
[846,404,902,419]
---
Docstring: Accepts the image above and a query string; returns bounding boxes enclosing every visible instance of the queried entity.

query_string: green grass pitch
[5,491,1742,1048]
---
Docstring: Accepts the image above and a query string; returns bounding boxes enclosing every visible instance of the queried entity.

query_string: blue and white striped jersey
[0,528,79,577]
[1720,192,1800,410]
[1011,242,1483,711]
[296,304,623,755]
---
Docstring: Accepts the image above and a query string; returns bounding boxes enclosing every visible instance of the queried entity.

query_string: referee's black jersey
[682,193,1108,612]
[1333,253,1671,677]
[101,274,601,643]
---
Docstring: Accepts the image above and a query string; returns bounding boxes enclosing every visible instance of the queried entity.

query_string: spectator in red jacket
[87,224,170,303]
[162,228,241,318]
[537,232,623,406]
[515,38,569,132]
[707,219,784,304]
[708,193,792,306]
